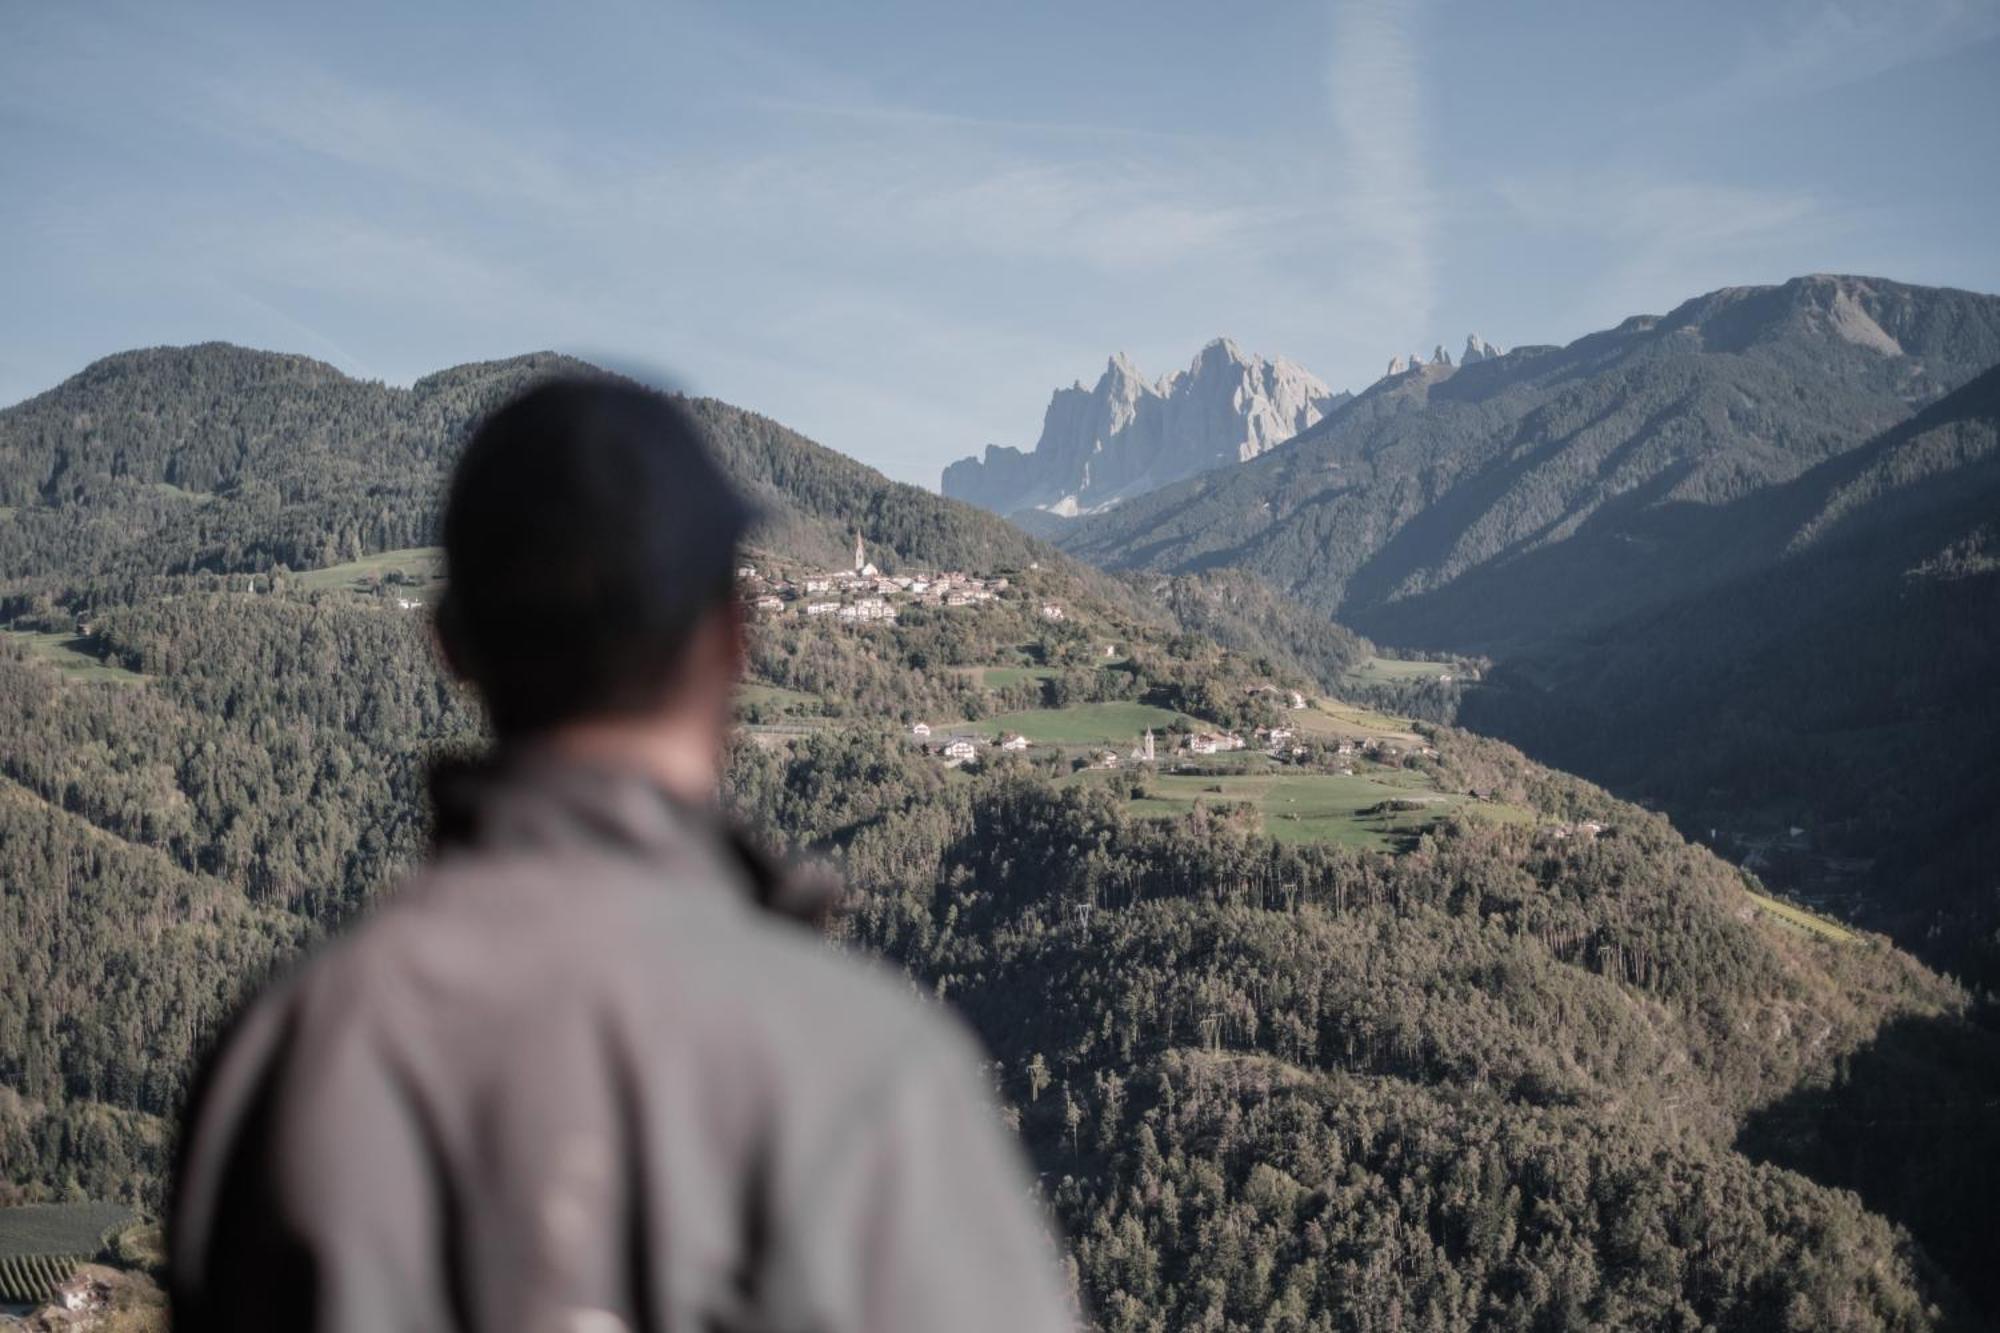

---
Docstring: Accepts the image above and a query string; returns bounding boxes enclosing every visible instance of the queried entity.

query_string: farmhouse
[1039,603,1065,621]
[1185,731,1246,755]
[942,736,980,764]
[911,721,932,738]
[1093,750,1120,769]
[805,601,839,617]
[752,595,784,612]
[999,733,1029,751]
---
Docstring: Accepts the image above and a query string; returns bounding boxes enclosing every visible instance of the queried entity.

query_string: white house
[911,722,932,738]
[752,595,784,612]
[805,601,839,616]
[1039,603,1065,621]
[942,737,979,763]
[999,733,1029,751]
[804,578,833,594]
[735,564,757,579]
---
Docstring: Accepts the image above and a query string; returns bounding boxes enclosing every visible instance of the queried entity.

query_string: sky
[4,0,1998,486]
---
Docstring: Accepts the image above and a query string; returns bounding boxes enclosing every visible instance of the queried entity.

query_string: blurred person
[170,381,1074,1333]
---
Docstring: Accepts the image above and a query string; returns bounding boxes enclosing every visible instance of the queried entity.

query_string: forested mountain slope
[0,344,1054,585]
[1055,275,2000,651]
[3,345,1997,1329]
[1461,365,2000,983]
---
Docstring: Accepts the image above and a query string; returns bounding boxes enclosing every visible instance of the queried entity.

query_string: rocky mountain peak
[1461,334,1502,364]
[943,340,1346,516]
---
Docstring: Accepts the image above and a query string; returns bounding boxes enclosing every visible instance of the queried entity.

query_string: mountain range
[3,342,1999,1326]
[1045,273,2000,980]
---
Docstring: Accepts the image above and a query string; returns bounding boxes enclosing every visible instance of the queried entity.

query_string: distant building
[1185,732,1245,755]
[1129,729,1156,763]
[735,564,757,579]
[942,737,979,763]
[1040,603,1065,621]
[1287,690,1307,710]
[804,578,832,594]
[911,722,932,738]
[852,531,878,578]
[805,601,839,617]
[752,595,784,612]
[1093,750,1120,769]
[999,733,1029,751]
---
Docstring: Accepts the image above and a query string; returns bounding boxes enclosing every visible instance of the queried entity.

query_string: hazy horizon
[6,0,1999,485]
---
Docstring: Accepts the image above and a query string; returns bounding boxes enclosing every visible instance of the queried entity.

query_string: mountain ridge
[1055,274,2000,641]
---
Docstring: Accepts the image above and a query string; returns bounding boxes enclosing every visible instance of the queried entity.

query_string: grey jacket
[171,757,1074,1333]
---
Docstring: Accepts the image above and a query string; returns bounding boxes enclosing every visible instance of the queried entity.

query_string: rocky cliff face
[942,339,1346,516]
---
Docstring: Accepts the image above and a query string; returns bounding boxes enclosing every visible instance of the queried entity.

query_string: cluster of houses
[736,534,1013,624]
[906,720,1319,769]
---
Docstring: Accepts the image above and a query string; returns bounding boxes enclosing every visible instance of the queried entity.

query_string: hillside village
[736,532,1016,624]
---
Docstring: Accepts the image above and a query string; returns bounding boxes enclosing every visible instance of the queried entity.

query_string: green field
[292,545,445,592]
[736,681,819,712]
[1346,654,1458,685]
[1096,768,1531,850]
[0,630,145,685]
[978,664,1057,688]
[983,701,1195,744]
[1744,888,1858,943]
[1291,696,1423,744]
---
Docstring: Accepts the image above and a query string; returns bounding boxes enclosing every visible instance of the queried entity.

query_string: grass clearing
[982,701,1195,744]
[1347,655,1457,685]
[737,681,819,711]
[1744,888,1857,943]
[1115,770,1458,850]
[978,665,1057,689]
[1,630,145,685]
[1291,696,1425,745]
[292,546,444,592]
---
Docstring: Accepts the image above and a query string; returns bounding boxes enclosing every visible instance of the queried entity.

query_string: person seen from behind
[170,380,1076,1333]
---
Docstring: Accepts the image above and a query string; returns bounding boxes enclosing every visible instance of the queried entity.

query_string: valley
[1,341,1996,1329]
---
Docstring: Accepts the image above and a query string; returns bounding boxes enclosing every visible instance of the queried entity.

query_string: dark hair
[436,378,754,738]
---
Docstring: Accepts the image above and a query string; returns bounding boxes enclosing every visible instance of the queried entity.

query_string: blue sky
[4,0,1998,485]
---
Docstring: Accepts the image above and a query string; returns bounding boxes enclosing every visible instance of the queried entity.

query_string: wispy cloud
[1705,0,2000,110]
[1326,0,1437,331]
